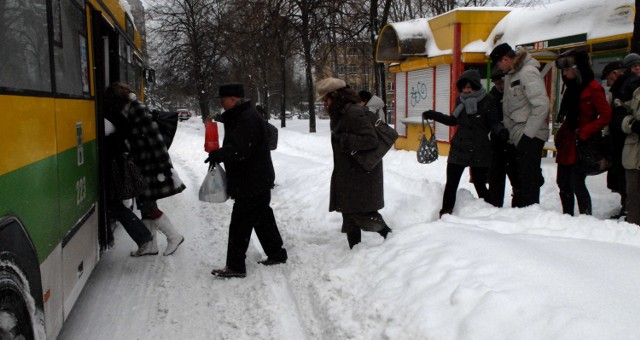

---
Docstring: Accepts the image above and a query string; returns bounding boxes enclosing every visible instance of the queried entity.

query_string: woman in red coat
[554,50,611,215]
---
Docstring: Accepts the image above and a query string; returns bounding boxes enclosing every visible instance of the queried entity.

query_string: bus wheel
[0,269,34,340]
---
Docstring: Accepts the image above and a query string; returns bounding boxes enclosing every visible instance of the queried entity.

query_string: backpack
[265,121,278,151]
[151,110,179,149]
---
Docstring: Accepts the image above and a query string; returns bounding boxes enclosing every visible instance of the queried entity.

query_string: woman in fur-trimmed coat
[104,82,185,256]
[554,51,611,216]
[317,77,392,249]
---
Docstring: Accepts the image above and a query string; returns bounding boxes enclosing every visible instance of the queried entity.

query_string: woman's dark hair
[327,86,359,115]
[104,82,133,114]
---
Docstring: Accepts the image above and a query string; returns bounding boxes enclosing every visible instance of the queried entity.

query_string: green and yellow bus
[0,1,152,338]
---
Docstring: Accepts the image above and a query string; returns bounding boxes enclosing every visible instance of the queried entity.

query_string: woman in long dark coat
[317,77,392,249]
[422,69,503,217]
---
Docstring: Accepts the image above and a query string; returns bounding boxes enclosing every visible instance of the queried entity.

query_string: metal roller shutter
[435,65,451,142]
[395,72,407,136]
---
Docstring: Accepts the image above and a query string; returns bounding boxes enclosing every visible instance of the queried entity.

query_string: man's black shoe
[211,267,246,278]
[258,258,286,266]
[378,226,392,239]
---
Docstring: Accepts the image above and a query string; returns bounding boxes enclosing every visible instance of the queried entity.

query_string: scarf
[452,89,486,117]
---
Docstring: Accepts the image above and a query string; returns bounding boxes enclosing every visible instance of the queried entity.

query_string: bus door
[89,7,120,250]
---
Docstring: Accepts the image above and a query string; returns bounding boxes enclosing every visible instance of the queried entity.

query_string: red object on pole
[204,121,220,152]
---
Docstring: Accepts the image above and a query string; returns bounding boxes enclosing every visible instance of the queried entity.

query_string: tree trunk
[632,0,640,53]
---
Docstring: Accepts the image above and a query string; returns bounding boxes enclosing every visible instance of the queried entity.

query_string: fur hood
[511,47,540,73]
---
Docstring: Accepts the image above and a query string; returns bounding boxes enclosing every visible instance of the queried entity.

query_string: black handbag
[576,133,611,176]
[110,154,146,200]
[417,118,438,164]
[350,112,399,171]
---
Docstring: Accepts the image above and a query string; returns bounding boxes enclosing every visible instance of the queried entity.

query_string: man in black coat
[487,68,519,207]
[206,83,287,278]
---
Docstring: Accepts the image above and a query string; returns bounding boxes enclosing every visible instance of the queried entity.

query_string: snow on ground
[59,117,640,339]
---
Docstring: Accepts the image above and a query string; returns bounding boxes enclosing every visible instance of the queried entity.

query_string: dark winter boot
[439,208,452,218]
[559,191,574,216]
[578,204,592,216]
[347,230,361,249]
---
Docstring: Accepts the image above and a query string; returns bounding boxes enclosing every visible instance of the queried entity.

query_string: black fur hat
[218,83,245,98]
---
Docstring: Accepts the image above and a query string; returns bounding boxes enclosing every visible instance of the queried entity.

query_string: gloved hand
[497,128,510,142]
[632,119,640,135]
[422,110,439,120]
[204,150,222,164]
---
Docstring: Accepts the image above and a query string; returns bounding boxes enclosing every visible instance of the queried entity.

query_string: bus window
[0,0,51,92]
[53,0,88,96]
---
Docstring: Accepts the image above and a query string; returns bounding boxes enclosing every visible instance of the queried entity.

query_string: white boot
[130,220,159,256]
[154,214,184,256]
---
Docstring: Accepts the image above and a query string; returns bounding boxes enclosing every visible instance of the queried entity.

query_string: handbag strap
[421,116,434,137]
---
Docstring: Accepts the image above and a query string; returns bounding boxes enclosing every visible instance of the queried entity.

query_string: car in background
[177,109,192,121]
[278,111,293,119]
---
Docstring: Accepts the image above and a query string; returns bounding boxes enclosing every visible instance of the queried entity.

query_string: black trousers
[514,136,545,208]
[488,142,519,208]
[226,191,287,273]
[442,163,489,213]
[557,164,591,215]
[108,200,152,246]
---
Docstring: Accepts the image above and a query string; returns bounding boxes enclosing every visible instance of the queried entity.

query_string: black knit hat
[358,90,372,102]
[456,69,482,91]
[218,83,244,98]
[601,61,624,80]
[490,43,513,65]
[490,66,506,81]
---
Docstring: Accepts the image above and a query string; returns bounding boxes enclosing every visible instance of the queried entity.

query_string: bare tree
[146,0,224,121]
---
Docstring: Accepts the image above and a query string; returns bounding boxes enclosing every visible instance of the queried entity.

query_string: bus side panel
[62,209,99,320]
[0,96,61,262]
[53,99,101,320]
[40,244,64,340]
[54,99,98,230]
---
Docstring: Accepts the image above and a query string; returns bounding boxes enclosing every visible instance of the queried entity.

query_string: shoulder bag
[576,132,610,176]
[350,112,399,171]
[417,117,438,164]
[110,153,146,200]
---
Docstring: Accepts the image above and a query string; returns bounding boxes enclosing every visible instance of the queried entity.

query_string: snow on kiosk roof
[376,8,510,71]
[376,19,431,61]
[488,0,634,58]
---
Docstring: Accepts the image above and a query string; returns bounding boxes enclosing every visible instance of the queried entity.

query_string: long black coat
[211,101,275,199]
[329,103,384,213]
[434,95,500,167]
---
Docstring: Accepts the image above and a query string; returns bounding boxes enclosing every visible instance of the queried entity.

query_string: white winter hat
[316,78,347,101]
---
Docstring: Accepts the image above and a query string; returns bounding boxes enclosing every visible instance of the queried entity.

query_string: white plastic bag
[199,163,229,203]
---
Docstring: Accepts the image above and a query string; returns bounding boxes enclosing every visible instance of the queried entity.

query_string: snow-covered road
[58,118,640,340]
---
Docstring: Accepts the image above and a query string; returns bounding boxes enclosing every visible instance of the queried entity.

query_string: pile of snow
[60,119,640,339]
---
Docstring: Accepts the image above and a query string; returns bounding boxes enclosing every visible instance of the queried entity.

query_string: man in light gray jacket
[490,43,550,207]
[359,90,387,123]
